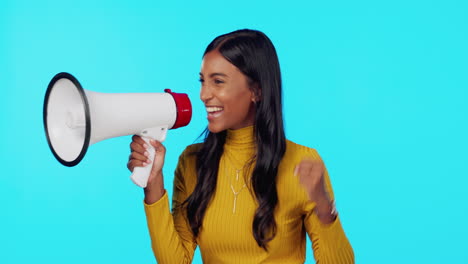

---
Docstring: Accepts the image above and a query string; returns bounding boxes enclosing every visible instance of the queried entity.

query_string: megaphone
[43,72,192,187]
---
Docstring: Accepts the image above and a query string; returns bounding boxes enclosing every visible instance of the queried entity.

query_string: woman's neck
[225,125,256,153]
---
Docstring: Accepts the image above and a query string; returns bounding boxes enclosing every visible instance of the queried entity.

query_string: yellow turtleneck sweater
[144,126,354,263]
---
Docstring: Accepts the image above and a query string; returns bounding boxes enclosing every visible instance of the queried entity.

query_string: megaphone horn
[43,72,192,187]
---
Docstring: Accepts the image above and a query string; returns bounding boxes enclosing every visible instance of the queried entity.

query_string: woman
[128,29,354,263]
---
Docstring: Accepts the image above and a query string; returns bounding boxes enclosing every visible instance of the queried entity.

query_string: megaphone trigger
[130,125,169,188]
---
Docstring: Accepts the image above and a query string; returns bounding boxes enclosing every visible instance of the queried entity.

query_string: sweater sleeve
[303,149,355,264]
[143,148,197,264]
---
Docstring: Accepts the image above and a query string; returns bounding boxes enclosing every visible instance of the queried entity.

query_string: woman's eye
[214,79,224,84]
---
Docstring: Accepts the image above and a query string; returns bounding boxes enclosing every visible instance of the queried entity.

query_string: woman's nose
[200,85,212,103]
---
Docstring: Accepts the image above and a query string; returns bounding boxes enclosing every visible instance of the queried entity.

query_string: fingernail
[146,159,151,164]
[143,144,149,149]
[144,151,149,157]
[143,162,147,166]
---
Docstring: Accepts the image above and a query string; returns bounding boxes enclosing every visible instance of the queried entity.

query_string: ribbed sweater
[144,126,354,263]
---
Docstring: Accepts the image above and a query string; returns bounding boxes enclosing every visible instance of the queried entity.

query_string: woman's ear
[251,83,261,103]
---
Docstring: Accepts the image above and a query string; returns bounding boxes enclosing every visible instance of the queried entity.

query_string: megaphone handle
[130,137,156,188]
[130,126,168,188]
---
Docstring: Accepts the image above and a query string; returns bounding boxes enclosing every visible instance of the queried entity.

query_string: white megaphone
[43,72,192,188]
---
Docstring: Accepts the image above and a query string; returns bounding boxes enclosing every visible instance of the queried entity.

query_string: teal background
[1,0,467,263]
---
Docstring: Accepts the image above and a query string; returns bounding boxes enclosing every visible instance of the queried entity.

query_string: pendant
[230,184,246,214]
[233,193,238,213]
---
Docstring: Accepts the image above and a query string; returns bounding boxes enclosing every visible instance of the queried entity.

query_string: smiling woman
[127,29,354,264]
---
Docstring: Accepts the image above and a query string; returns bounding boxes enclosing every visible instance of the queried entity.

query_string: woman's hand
[295,159,337,223]
[127,135,166,204]
[295,159,328,202]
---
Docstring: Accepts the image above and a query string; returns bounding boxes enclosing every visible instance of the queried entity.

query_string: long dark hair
[185,29,286,250]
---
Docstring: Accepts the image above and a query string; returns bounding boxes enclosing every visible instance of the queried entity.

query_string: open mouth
[206,106,224,119]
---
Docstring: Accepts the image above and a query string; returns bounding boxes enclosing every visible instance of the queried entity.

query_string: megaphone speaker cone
[43,72,91,167]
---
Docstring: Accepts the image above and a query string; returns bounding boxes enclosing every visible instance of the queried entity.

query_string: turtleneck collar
[225,125,256,152]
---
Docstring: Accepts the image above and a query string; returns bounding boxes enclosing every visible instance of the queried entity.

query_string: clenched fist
[295,158,337,223]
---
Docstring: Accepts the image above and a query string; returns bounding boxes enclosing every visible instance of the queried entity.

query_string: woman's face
[199,50,257,133]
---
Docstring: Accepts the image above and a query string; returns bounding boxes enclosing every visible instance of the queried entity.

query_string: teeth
[206,106,223,113]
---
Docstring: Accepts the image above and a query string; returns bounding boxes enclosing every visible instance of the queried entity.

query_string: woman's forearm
[144,171,165,204]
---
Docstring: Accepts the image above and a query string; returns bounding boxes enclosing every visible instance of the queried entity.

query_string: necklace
[230,181,246,214]
[223,151,256,214]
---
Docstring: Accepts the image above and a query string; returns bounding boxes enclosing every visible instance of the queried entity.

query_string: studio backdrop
[1,0,467,263]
